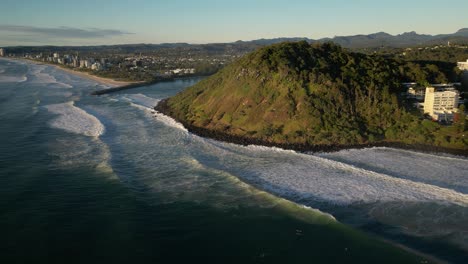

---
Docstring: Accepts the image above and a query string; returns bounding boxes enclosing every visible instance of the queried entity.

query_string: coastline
[52,65,138,87]
[91,77,174,95]
[5,57,206,95]
[7,57,138,87]
[155,99,468,157]
[155,99,460,263]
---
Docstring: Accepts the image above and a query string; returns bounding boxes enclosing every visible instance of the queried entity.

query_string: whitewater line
[345,146,468,162]
[119,94,468,208]
[181,155,337,223]
[147,106,468,207]
[44,101,105,137]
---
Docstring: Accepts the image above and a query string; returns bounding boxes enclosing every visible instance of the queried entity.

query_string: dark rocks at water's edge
[155,99,468,157]
[91,74,213,95]
[91,78,174,95]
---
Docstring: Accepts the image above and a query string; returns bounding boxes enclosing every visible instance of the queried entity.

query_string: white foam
[318,147,468,193]
[100,91,468,248]
[163,155,337,222]
[184,137,468,207]
[246,144,297,154]
[126,99,468,207]
[131,102,468,206]
[125,93,160,108]
[28,66,73,88]
[0,75,27,83]
[123,96,189,133]
[152,112,189,133]
[44,102,105,137]
[180,134,468,248]
[299,204,336,221]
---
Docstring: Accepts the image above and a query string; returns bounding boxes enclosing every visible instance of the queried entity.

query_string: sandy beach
[55,66,138,87]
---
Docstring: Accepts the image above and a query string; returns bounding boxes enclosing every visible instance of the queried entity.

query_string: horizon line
[1,27,467,48]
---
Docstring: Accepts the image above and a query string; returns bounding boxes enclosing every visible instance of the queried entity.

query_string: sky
[0,0,467,46]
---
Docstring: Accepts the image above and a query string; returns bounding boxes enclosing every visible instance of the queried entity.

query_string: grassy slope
[164,42,467,151]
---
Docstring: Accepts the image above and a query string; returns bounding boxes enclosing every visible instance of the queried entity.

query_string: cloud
[0,25,133,39]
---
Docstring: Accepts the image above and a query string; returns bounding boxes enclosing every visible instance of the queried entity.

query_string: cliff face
[158,41,467,150]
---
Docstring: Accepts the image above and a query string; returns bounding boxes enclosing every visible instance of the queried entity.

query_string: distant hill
[156,42,467,152]
[235,28,468,48]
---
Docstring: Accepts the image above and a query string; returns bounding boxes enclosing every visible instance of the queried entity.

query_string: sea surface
[1,58,467,263]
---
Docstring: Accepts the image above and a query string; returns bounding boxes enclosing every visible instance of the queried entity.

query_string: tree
[455,104,467,132]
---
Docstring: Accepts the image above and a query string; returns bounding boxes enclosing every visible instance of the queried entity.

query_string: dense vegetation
[159,42,467,151]
[368,46,468,90]
[399,46,468,63]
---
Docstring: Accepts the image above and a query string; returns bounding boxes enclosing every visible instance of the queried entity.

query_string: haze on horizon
[1,0,467,46]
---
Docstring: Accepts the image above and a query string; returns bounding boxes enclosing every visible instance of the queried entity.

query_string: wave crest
[44,102,105,137]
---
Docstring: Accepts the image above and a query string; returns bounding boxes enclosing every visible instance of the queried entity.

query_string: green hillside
[157,42,467,151]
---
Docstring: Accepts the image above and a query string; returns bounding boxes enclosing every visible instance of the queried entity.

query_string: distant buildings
[72,58,79,68]
[91,62,103,71]
[458,59,468,71]
[6,47,229,82]
[423,85,460,122]
[0,48,5,57]
[170,68,195,75]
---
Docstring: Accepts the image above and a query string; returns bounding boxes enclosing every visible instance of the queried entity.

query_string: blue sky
[1,0,467,46]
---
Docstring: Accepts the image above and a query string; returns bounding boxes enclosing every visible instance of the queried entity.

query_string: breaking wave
[131,97,468,207]
[318,147,468,194]
[44,102,105,137]
[118,91,468,251]
[124,93,161,108]
[28,66,73,88]
[123,94,189,133]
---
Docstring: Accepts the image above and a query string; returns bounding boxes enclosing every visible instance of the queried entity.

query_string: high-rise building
[424,86,459,121]
[0,48,5,57]
[84,59,91,68]
[91,62,103,71]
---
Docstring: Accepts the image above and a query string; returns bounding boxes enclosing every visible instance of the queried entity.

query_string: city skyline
[1,0,467,46]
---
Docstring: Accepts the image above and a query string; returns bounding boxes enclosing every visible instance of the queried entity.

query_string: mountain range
[5,28,468,52]
[236,28,468,49]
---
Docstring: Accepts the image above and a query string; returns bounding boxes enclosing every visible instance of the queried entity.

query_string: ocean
[0,58,467,263]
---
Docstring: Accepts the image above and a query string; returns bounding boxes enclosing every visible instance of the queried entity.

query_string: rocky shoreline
[155,99,468,157]
[91,75,212,95]
[91,78,174,95]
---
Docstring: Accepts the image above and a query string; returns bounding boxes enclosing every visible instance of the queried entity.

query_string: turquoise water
[0,58,467,263]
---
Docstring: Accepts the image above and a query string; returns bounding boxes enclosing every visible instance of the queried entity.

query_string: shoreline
[5,57,208,95]
[91,76,174,95]
[155,99,468,157]
[52,65,139,87]
[155,99,456,263]
[6,57,139,87]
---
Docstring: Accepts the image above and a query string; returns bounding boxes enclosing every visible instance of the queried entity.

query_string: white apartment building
[0,48,5,57]
[79,60,86,68]
[423,86,459,121]
[91,62,103,71]
[83,59,94,68]
[458,59,468,71]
